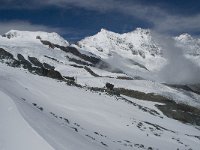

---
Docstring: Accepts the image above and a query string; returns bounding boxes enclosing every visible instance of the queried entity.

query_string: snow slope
[0,29,200,150]
[0,30,96,78]
[76,76,200,108]
[0,90,54,150]
[0,63,200,150]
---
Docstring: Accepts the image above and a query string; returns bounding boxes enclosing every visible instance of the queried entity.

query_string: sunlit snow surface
[0,63,200,150]
[0,29,200,150]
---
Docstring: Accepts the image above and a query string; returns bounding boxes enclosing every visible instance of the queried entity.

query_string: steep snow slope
[0,91,54,150]
[0,63,200,150]
[0,31,97,78]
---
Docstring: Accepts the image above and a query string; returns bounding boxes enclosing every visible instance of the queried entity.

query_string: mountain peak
[77,27,162,60]
[175,33,200,56]
[98,28,118,36]
[176,33,193,41]
[131,28,151,35]
[100,28,108,32]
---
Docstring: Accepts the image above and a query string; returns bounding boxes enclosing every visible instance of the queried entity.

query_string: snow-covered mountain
[175,33,200,56]
[74,28,168,75]
[175,33,200,67]
[78,28,162,59]
[2,30,69,47]
[0,29,200,150]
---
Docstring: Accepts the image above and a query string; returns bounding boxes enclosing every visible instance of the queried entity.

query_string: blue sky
[0,0,200,41]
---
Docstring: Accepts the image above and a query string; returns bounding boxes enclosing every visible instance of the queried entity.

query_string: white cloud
[154,14,200,34]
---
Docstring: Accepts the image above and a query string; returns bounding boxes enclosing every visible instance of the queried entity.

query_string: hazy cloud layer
[0,21,63,35]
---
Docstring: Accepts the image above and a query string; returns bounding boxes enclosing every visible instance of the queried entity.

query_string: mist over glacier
[152,32,200,84]
[99,30,200,84]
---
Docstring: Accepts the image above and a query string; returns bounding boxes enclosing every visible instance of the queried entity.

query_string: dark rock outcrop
[66,56,92,66]
[17,54,32,70]
[0,48,20,67]
[41,40,55,49]
[56,45,100,65]
[44,55,60,63]
[28,56,43,68]
[84,66,100,77]
[106,83,114,90]
[32,67,63,80]
[0,48,14,59]
[43,63,55,70]
[0,48,63,80]
[63,76,75,81]
[40,40,101,65]
[166,84,200,95]
[116,76,133,80]
[46,69,63,80]
[115,87,200,126]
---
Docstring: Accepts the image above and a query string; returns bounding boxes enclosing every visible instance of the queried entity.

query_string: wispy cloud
[0,21,62,34]
[154,14,200,34]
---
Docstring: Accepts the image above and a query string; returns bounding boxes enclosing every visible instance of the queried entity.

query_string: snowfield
[0,90,54,150]
[0,63,200,150]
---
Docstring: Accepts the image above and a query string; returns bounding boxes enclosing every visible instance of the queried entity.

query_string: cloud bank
[0,21,62,35]
[153,33,200,84]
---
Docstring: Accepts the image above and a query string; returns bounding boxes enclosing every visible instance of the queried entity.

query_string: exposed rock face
[28,56,43,68]
[66,56,92,66]
[43,63,55,70]
[40,39,101,65]
[157,102,200,126]
[0,48,64,80]
[46,69,63,80]
[0,48,13,59]
[63,76,75,81]
[0,48,14,59]
[84,66,100,77]
[0,48,20,67]
[17,54,32,69]
[115,87,200,126]
[165,84,200,95]
[56,45,101,65]
[41,40,55,49]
